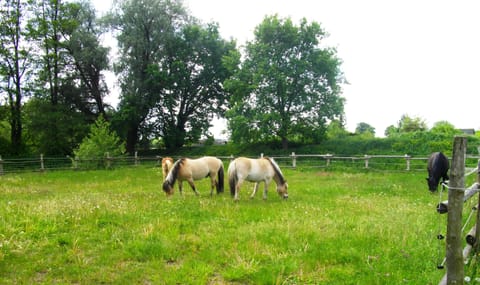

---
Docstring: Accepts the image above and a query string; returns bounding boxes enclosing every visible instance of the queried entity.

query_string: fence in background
[2,152,480,175]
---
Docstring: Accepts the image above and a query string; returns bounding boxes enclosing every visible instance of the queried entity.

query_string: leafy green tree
[384,125,399,137]
[430,121,459,136]
[0,0,33,155]
[355,122,375,137]
[326,120,348,139]
[60,0,110,118]
[23,98,88,155]
[74,115,125,168]
[150,22,236,149]
[225,15,345,149]
[22,0,111,155]
[398,114,427,133]
[107,0,186,154]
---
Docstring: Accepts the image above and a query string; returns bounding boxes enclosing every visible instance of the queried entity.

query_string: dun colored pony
[426,152,450,192]
[162,156,224,196]
[228,157,289,201]
[161,157,174,181]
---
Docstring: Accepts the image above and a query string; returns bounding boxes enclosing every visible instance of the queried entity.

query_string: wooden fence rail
[1,152,480,175]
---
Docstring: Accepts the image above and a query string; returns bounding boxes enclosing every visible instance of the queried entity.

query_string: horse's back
[186,156,222,180]
[428,152,448,170]
[231,157,273,182]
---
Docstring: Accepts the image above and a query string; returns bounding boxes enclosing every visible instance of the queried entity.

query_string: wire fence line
[1,152,480,175]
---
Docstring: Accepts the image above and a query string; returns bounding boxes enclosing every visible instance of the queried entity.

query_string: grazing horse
[426,152,450,192]
[162,156,224,196]
[228,156,289,201]
[161,157,174,181]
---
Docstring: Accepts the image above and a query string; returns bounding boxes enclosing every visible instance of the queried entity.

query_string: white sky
[96,0,480,137]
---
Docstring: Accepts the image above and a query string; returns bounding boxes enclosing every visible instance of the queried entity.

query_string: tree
[225,15,345,149]
[74,115,125,168]
[22,0,111,155]
[0,0,33,155]
[23,97,88,155]
[107,0,187,154]
[398,114,427,133]
[326,120,348,139]
[430,121,459,136]
[355,122,375,137]
[384,125,399,137]
[60,0,110,118]
[150,22,236,149]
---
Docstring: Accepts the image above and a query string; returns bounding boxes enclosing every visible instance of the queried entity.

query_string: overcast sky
[96,0,480,137]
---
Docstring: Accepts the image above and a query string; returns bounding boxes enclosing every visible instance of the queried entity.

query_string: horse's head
[426,177,439,192]
[162,181,174,196]
[277,182,289,199]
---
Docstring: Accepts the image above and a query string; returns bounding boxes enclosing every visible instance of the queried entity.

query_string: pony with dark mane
[162,156,224,196]
[228,156,289,201]
[161,157,174,181]
[426,152,449,192]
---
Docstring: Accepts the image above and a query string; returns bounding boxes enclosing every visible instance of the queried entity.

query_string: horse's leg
[187,178,199,195]
[210,174,216,197]
[250,182,260,199]
[234,179,243,201]
[178,181,183,195]
[262,181,269,200]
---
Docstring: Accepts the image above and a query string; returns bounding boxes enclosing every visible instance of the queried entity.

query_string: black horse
[426,152,449,192]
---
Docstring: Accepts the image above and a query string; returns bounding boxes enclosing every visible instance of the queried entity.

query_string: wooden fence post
[325,154,332,167]
[405,154,411,171]
[74,157,79,170]
[134,151,139,166]
[364,155,370,169]
[474,159,480,253]
[445,136,467,284]
[105,152,112,169]
[40,154,45,172]
[0,155,3,175]
[291,152,296,168]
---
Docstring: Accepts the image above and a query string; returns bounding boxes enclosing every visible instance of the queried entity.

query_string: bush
[74,115,125,169]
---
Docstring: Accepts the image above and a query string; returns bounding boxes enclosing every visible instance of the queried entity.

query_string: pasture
[0,165,455,284]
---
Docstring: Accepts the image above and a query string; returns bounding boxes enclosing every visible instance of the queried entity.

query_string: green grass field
[0,166,469,284]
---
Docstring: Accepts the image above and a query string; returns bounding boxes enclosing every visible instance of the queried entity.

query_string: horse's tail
[217,162,224,194]
[228,161,237,197]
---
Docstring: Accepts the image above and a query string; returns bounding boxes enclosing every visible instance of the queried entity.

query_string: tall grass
[0,166,465,284]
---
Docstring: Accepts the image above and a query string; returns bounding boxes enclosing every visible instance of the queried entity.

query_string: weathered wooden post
[325,154,332,167]
[74,157,79,170]
[364,155,370,169]
[105,152,112,169]
[40,154,45,172]
[0,155,3,175]
[134,151,139,166]
[291,152,296,168]
[405,154,411,171]
[474,159,480,253]
[445,136,466,284]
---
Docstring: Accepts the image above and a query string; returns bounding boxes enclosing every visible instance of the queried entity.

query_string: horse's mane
[165,158,185,186]
[264,157,286,185]
[162,157,173,172]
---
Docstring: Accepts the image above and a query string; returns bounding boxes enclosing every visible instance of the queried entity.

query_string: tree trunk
[281,136,289,150]
[126,125,138,155]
